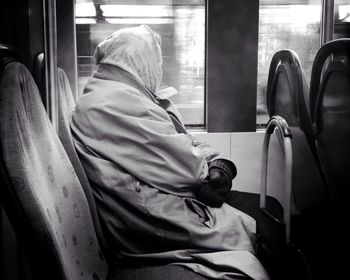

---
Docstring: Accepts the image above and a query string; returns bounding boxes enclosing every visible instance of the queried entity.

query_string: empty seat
[258,50,340,280]
[0,59,108,279]
[265,49,329,216]
[266,49,315,156]
[309,38,350,213]
[308,37,350,280]
[262,47,349,279]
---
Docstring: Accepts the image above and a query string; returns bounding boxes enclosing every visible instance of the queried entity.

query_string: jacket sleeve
[70,85,209,198]
[159,97,235,168]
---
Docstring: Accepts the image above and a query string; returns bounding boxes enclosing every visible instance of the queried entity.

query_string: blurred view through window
[257,0,350,125]
[75,0,205,126]
[76,1,346,129]
[257,0,322,125]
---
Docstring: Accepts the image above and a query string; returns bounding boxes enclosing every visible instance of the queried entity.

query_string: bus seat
[265,49,329,216]
[309,38,350,214]
[261,48,345,279]
[258,50,332,279]
[266,49,314,153]
[0,44,23,77]
[56,67,110,260]
[0,61,108,279]
[299,37,350,280]
[0,43,27,280]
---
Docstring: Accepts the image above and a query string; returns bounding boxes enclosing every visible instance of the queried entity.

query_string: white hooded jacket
[70,25,269,280]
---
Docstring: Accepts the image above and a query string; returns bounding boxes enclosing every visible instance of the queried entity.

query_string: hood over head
[94,25,163,94]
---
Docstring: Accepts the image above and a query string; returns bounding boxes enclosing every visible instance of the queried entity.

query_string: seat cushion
[0,62,108,279]
[226,190,283,221]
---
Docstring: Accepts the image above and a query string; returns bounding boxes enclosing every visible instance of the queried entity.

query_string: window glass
[75,0,205,126]
[257,1,322,125]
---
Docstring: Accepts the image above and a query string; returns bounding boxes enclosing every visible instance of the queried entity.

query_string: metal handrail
[260,116,293,244]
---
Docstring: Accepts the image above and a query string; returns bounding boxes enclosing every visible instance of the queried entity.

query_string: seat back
[32,51,110,259]
[0,44,23,77]
[0,60,108,279]
[266,49,313,145]
[56,67,109,258]
[266,50,329,214]
[309,38,350,212]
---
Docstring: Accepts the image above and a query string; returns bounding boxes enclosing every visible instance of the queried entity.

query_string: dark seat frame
[309,38,350,212]
[266,49,314,152]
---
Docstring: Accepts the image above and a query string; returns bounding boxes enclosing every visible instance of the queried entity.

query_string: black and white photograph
[0,0,349,279]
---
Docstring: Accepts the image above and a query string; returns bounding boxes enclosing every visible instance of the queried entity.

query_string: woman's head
[94,25,163,93]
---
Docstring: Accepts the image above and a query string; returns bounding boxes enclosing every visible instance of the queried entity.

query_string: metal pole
[283,137,293,243]
[321,0,335,46]
[43,0,58,131]
[260,116,293,244]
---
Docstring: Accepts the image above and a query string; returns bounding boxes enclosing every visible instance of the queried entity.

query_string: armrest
[260,115,293,243]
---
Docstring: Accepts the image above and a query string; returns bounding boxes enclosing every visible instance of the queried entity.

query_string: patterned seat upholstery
[0,61,108,279]
[56,68,109,257]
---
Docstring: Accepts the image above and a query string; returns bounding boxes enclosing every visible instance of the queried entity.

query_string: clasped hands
[196,160,237,207]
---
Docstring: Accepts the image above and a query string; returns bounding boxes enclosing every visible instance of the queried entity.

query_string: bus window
[257,0,322,125]
[75,0,205,127]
